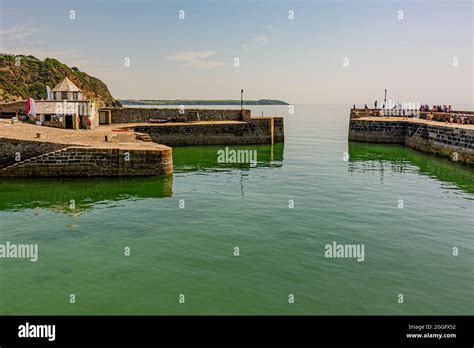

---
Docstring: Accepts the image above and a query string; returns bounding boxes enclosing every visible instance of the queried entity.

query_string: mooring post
[271,117,274,145]
[240,89,244,120]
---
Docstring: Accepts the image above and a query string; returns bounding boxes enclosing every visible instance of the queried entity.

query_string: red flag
[26,97,31,115]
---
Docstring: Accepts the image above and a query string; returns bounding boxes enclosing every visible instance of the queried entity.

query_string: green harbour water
[0,105,473,315]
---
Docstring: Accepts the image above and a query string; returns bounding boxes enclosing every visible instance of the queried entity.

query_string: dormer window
[73,92,78,100]
[61,92,67,100]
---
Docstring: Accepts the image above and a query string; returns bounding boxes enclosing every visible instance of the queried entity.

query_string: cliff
[0,54,121,107]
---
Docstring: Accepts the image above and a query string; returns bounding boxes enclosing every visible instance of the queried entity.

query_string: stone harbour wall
[348,120,406,143]
[273,117,285,143]
[0,137,68,168]
[350,108,474,123]
[405,123,474,164]
[0,101,26,114]
[348,119,474,165]
[0,146,173,177]
[132,117,284,146]
[108,107,252,124]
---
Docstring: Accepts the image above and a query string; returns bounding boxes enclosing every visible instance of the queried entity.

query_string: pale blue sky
[1,0,472,104]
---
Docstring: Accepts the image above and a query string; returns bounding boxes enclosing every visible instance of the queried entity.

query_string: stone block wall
[405,123,474,164]
[107,107,251,124]
[132,117,284,146]
[0,146,173,177]
[273,117,285,142]
[348,119,474,165]
[0,101,26,114]
[348,119,406,143]
[0,137,68,168]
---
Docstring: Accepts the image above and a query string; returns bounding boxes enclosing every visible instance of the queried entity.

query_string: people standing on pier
[364,104,368,109]
[420,104,430,111]
[374,100,378,109]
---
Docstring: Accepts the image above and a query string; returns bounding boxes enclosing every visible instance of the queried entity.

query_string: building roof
[51,77,81,92]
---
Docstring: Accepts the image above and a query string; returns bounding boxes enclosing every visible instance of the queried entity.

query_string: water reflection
[0,143,284,212]
[0,176,174,213]
[172,143,284,173]
[348,142,474,194]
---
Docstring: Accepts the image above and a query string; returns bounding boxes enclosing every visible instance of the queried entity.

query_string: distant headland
[119,99,289,106]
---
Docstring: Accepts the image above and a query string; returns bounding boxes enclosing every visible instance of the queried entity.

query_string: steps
[135,132,153,142]
[0,145,173,177]
[1,148,70,172]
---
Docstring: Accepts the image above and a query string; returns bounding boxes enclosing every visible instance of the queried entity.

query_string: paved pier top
[107,120,247,129]
[0,119,168,151]
[351,108,474,120]
[355,116,474,130]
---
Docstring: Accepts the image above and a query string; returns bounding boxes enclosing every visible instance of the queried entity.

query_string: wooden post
[240,89,244,120]
[270,117,274,145]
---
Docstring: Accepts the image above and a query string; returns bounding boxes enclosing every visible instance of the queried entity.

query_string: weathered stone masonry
[108,108,252,124]
[132,117,284,146]
[0,145,173,177]
[0,137,67,168]
[349,119,474,165]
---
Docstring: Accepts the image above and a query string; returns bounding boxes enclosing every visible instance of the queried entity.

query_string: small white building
[51,77,83,101]
[34,77,98,129]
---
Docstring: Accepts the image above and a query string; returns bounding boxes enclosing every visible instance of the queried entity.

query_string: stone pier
[348,109,474,165]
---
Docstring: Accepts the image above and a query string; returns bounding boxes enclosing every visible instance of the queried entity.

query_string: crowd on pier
[419,105,472,124]
[419,104,452,112]
[353,102,472,125]
[437,113,470,125]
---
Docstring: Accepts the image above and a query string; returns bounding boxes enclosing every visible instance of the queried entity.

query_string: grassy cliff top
[0,54,121,107]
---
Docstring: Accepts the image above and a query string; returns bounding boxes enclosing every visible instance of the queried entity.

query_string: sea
[0,104,472,314]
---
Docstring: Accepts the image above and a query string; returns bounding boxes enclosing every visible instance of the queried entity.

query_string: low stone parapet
[0,146,173,177]
[132,117,284,146]
[107,107,252,124]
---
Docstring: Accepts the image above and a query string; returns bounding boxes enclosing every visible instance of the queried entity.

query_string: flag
[26,97,36,116]
[46,86,53,100]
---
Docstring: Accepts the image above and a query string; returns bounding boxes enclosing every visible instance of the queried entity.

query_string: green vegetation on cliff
[119,99,289,106]
[0,54,121,107]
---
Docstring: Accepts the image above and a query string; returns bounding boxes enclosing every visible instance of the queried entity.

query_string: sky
[0,0,472,105]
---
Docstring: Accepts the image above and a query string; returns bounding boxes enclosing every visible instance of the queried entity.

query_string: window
[44,115,51,122]
[61,92,67,100]
[73,92,78,100]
